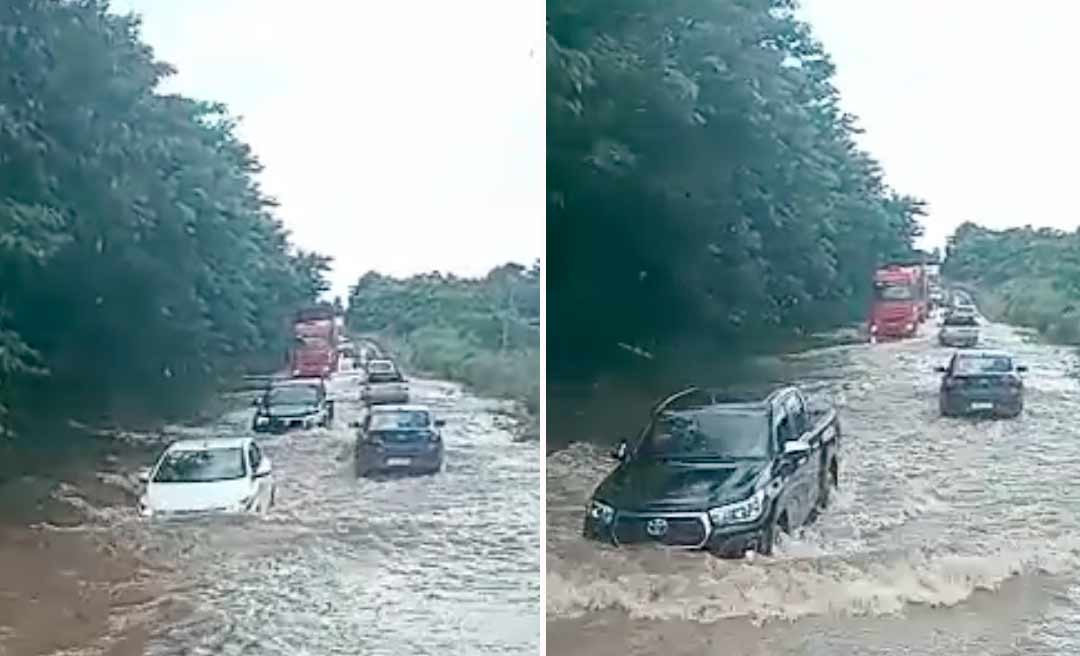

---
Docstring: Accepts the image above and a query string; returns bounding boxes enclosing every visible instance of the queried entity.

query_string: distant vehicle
[936,350,1026,418]
[289,306,339,378]
[137,437,275,518]
[583,386,841,557]
[869,263,928,340]
[252,377,334,433]
[939,312,979,347]
[352,405,446,476]
[361,359,410,405]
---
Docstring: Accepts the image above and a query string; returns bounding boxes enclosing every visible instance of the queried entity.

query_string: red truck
[869,263,929,340]
[289,307,339,378]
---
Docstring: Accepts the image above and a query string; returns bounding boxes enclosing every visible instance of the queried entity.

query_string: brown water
[547,318,1080,654]
[0,371,540,655]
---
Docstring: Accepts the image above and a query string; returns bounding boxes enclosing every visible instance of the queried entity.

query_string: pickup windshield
[639,410,769,459]
[153,448,247,483]
[267,385,319,406]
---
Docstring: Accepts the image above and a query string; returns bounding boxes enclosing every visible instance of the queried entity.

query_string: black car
[937,350,1026,418]
[352,404,445,476]
[583,386,841,557]
[252,377,334,433]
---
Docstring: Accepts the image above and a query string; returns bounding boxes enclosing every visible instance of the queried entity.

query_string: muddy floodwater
[0,374,540,656]
[547,319,1080,655]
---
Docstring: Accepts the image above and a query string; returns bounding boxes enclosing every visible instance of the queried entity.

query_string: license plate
[386,457,411,467]
[971,402,993,410]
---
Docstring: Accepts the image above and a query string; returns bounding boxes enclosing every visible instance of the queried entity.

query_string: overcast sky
[110,0,543,298]
[799,0,1080,251]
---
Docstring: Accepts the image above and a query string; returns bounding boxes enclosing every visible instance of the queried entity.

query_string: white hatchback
[138,437,275,518]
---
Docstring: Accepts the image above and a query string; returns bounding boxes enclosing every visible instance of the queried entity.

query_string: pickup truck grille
[612,514,708,548]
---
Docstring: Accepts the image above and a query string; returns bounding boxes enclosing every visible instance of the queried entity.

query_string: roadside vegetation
[943,223,1080,344]
[346,264,541,421]
[0,1,328,434]
[548,0,925,378]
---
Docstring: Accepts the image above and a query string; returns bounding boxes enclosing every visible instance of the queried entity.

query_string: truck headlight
[708,489,765,525]
[870,324,878,333]
[587,500,615,524]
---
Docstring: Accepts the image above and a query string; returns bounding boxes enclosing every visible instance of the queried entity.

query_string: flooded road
[547,317,1080,655]
[1,370,540,655]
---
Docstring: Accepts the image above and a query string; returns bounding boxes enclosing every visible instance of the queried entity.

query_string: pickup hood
[145,478,255,513]
[266,403,318,418]
[594,458,768,512]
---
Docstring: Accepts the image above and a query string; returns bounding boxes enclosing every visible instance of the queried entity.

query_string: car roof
[656,386,780,415]
[955,350,1012,359]
[370,404,430,413]
[167,437,251,452]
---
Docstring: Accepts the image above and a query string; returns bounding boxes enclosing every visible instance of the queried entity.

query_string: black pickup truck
[583,385,841,557]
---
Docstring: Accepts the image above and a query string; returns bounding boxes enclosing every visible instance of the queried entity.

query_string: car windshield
[874,283,914,301]
[639,410,769,459]
[955,355,1013,375]
[370,410,431,430]
[153,447,247,483]
[267,385,318,405]
[369,362,394,373]
[945,315,977,326]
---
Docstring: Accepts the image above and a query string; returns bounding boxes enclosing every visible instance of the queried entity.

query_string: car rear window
[369,361,394,372]
[945,315,977,326]
[370,410,431,430]
[955,355,1013,374]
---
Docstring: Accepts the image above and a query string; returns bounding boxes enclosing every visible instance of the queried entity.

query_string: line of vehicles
[583,289,1028,557]
[136,308,448,519]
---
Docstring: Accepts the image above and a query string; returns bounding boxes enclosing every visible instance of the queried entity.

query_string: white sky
[799,0,1080,251]
[110,0,544,298]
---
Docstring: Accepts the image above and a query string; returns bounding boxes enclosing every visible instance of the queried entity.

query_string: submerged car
[583,386,841,557]
[353,404,445,476]
[361,359,410,405]
[937,350,1026,418]
[939,312,979,347]
[252,377,334,433]
[138,437,275,518]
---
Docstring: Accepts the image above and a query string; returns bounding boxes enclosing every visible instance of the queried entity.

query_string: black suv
[583,386,841,557]
[937,350,1026,418]
[252,377,334,433]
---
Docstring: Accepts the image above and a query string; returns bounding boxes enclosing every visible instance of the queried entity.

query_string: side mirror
[1016,365,1028,373]
[782,440,811,458]
[348,420,361,429]
[137,468,151,484]
[435,419,446,428]
[254,460,272,478]
[610,441,629,462]
[934,366,947,373]
[251,397,261,407]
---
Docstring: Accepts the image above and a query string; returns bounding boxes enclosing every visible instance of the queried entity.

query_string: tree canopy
[943,223,1080,342]
[548,0,925,373]
[0,0,328,426]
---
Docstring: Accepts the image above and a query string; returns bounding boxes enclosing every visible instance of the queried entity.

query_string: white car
[138,437,275,518]
[361,359,410,405]
[939,312,979,347]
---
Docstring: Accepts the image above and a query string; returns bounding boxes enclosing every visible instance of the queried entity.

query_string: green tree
[548,0,924,373]
[0,0,329,429]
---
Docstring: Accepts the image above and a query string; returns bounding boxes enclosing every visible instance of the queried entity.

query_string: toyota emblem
[645,518,668,537]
